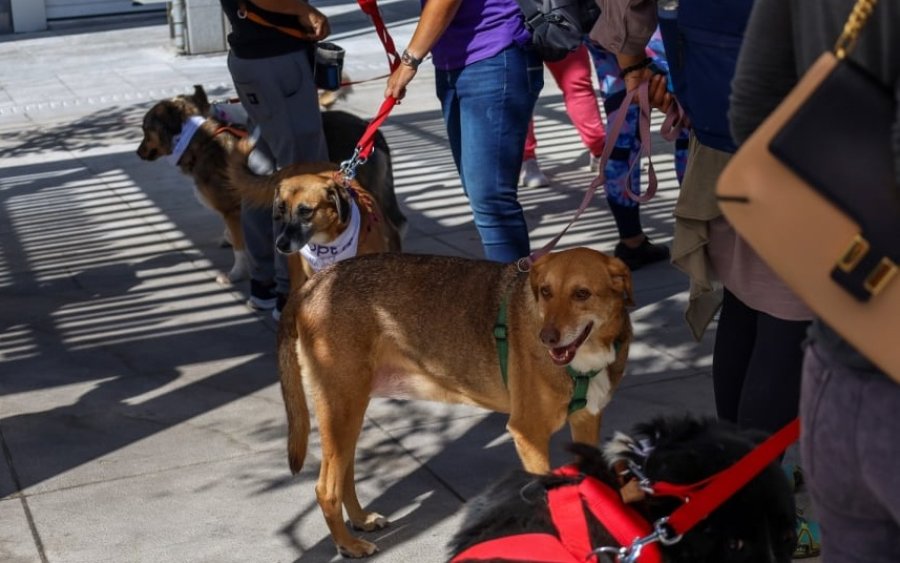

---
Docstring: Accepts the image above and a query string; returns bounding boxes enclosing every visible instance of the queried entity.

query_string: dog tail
[227,137,282,209]
[277,299,311,474]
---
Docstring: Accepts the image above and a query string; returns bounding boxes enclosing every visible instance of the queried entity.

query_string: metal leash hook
[338,147,368,185]
[588,518,682,563]
[591,531,657,563]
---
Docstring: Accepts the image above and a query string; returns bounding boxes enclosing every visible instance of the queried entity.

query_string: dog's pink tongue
[549,345,575,366]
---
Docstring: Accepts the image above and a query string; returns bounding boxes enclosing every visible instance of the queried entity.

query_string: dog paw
[349,512,388,532]
[336,537,378,558]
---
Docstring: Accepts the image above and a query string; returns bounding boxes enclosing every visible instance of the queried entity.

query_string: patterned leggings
[587,37,689,237]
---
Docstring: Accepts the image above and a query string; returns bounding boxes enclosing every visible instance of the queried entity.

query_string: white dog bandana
[300,199,361,272]
[166,115,206,166]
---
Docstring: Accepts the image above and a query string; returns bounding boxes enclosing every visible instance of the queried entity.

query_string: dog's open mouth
[548,322,594,366]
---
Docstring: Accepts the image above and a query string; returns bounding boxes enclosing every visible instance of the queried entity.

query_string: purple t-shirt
[427,0,531,71]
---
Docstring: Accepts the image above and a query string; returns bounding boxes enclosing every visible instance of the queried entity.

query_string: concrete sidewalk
[1,7,810,563]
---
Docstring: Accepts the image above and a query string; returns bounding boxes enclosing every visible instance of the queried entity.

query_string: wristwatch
[400,49,423,70]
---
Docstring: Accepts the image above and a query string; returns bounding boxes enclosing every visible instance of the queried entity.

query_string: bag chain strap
[834,0,878,59]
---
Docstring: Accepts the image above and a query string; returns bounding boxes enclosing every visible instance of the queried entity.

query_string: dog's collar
[300,199,361,272]
[166,115,206,166]
[451,465,663,563]
[494,295,619,414]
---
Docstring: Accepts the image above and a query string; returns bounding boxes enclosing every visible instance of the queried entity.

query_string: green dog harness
[494,296,613,414]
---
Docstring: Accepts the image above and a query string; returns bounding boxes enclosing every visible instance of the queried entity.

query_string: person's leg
[450,45,543,262]
[800,343,900,562]
[712,288,757,424]
[520,119,549,188]
[736,312,809,434]
[602,98,642,239]
[524,119,538,161]
[228,49,326,314]
[588,42,669,268]
[545,44,606,158]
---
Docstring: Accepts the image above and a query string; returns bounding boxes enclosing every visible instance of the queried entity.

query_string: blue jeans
[435,45,543,263]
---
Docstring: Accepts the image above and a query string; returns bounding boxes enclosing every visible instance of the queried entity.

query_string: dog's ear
[327,184,352,224]
[161,102,185,134]
[529,253,552,301]
[606,256,634,306]
[191,85,210,116]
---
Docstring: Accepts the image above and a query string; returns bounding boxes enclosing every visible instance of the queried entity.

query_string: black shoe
[248,279,278,310]
[272,293,288,322]
[614,238,670,270]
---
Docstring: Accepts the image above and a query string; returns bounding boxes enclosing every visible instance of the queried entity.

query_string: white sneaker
[589,154,601,173]
[520,158,549,188]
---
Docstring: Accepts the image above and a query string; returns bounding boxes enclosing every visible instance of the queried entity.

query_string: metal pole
[169,0,186,54]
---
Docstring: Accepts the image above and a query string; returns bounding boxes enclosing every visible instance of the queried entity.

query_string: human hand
[623,66,653,95]
[385,64,417,100]
[297,4,330,41]
[647,73,673,113]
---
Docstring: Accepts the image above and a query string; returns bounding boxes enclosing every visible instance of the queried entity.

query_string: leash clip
[339,147,367,183]
[625,459,655,495]
[590,517,681,563]
[592,531,656,563]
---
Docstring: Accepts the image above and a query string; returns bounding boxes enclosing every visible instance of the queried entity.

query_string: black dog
[449,416,796,563]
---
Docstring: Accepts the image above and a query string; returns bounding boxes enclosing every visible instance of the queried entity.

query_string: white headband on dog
[300,200,361,272]
[166,115,206,166]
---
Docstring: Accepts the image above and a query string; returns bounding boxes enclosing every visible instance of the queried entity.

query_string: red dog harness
[452,419,801,563]
[451,465,663,563]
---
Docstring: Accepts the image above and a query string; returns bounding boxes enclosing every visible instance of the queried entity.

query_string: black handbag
[515,0,600,62]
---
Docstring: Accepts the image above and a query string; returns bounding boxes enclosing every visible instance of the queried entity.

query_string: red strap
[553,465,663,563]
[664,418,800,536]
[212,125,248,139]
[356,0,401,72]
[548,472,593,558]
[450,533,580,563]
[356,96,397,160]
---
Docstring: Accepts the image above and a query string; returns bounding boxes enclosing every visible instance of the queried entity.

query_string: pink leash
[517,83,686,271]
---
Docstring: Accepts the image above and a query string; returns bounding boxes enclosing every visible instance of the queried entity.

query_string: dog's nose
[540,327,560,347]
[275,234,292,254]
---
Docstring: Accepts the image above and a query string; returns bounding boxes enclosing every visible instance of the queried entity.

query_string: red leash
[339,96,398,183]
[655,418,800,539]
[356,0,401,73]
[335,0,402,182]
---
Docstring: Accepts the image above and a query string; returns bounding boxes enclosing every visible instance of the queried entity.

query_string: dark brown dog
[136,85,247,284]
[136,85,406,286]
[277,247,633,556]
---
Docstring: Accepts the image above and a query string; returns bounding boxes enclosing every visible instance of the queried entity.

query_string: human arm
[589,0,670,106]
[385,0,463,99]
[248,0,330,41]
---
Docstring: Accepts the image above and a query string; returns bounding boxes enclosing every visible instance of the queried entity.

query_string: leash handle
[357,0,401,72]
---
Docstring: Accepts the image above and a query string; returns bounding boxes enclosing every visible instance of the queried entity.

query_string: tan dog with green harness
[277,247,633,557]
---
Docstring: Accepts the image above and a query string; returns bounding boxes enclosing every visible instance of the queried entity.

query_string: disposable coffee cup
[315,42,345,91]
